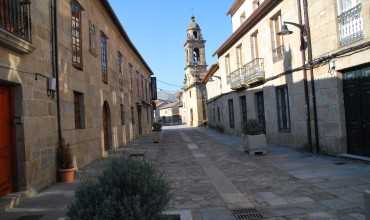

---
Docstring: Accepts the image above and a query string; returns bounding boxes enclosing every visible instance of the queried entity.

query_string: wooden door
[137,106,142,135]
[0,87,13,196]
[103,103,111,151]
[344,67,370,157]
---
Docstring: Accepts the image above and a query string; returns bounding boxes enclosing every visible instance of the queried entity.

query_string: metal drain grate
[17,215,44,220]
[232,208,263,220]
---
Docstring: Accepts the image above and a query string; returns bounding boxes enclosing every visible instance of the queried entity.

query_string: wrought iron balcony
[230,67,246,90]
[338,3,363,46]
[0,0,31,42]
[230,58,265,90]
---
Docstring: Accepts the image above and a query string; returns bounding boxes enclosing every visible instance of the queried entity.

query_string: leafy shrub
[242,119,265,135]
[67,158,171,220]
[152,122,162,132]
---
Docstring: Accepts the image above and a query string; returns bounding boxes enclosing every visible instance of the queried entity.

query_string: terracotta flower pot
[59,168,76,183]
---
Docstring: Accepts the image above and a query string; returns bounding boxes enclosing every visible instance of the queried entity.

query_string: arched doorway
[103,101,112,151]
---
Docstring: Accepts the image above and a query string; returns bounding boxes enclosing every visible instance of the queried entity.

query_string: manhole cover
[17,215,44,220]
[232,208,263,220]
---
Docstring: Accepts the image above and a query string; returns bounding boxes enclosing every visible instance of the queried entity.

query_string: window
[129,63,133,91]
[240,12,246,24]
[217,107,221,122]
[117,51,123,73]
[193,31,198,39]
[101,32,108,83]
[239,96,247,128]
[121,104,125,125]
[270,12,284,62]
[71,1,83,69]
[276,85,291,132]
[131,107,135,124]
[228,99,235,129]
[236,44,243,68]
[251,31,259,59]
[74,91,85,129]
[225,54,231,83]
[88,21,97,55]
[255,92,266,132]
[193,48,200,65]
[0,0,32,41]
[337,0,363,46]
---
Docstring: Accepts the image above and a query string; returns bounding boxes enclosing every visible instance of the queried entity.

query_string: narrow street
[1,126,369,220]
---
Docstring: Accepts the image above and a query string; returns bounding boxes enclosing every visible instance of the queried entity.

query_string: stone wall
[0,0,153,195]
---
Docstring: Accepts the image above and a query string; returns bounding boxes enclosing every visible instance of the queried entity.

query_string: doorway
[0,86,13,196]
[137,105,142,135]
[343,66,370,157]
[103,102,112,151]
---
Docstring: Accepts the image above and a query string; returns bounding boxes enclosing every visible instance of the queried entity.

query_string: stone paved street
[0,126,369,220]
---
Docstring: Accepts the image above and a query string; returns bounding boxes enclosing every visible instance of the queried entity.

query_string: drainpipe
[51,0,63,147]
[297,0,313,151]
[302,0,320,153]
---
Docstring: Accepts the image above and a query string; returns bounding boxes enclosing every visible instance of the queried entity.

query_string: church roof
[188,16,200,30]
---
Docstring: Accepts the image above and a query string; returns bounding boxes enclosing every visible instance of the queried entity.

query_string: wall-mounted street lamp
[278,21,308,50]
[276,17,320,154]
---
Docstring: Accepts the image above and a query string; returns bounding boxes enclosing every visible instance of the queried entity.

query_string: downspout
[297,0,313,151]
[302,0,320,153]
[51,0,63,147]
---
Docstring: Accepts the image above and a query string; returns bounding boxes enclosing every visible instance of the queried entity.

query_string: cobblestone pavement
[1,125,369,220]
[135,126,370,220]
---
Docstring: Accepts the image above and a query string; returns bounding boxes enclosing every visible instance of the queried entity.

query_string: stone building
[158,101,182,126]
[205,0,370,158]
[182,16,208,127]
[0,0,154,197]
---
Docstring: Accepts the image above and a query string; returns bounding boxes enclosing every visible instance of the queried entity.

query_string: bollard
[365,190,370,220]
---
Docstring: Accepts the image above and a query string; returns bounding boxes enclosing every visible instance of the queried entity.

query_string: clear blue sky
[108,0,233,92]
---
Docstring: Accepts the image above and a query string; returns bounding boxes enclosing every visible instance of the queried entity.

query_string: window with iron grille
[101,32,108,83]
[71,1,83,69]
[129,63,133,91]
[270,11,284,63]
[228,99,235,129]
[276,85,291,132]
[121,104,125,125]
[337,0,363,46]
[74,91,85,129]
[131,106,135,124]
[0,0,32,42]
[89,21,97,55]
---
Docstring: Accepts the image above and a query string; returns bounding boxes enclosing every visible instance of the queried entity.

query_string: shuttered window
[74,91,85,129]
[276,85,291,132]
[71,1,83,69]
[101,32,108,83]
[228,99,235,129]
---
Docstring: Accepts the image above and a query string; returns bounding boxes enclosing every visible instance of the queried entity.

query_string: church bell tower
[184,16,207,86]
[182,16,208,127]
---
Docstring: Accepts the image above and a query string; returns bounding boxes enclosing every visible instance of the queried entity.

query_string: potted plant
[241,119,267,155]
[152,122,162,143]
[58,140,76,183]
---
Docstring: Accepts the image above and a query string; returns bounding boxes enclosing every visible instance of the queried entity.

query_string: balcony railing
[230,58,265,90]
[0,0,31,42]
[338,3,363,46]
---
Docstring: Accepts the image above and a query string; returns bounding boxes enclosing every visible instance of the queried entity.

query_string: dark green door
[343,66,370,157]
